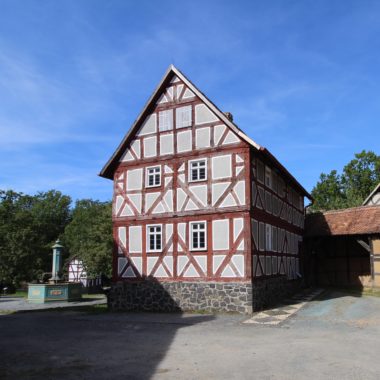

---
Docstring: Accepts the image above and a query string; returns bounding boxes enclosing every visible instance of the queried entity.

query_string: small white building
[68,258,88,286]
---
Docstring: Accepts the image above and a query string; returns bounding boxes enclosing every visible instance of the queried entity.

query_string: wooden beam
[357,239,371,253]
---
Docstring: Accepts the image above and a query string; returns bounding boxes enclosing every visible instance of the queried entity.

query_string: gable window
[189,159,207,182]
[146,166,161,187]
[147,225,162,252]
[159,110,173,131]
[190,222,207,250]
[176,106,192,129]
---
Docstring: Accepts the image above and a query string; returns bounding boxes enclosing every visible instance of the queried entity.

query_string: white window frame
[158,109,173,131]
[146,166,161,188]
[265,224,272,251]
[176,105,192,129]
[146,224,163,253]
[188,158,207,182]
[190,221,207,251]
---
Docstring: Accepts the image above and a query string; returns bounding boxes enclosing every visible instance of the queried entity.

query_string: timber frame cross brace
[357,239,371,253]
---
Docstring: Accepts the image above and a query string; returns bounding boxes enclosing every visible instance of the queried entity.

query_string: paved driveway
[1,289,380,380]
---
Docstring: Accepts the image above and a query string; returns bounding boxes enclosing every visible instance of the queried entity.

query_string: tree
[62,200,113,278]
[342,150,380,207]
[311,150,380,211]
[0,190,71,286]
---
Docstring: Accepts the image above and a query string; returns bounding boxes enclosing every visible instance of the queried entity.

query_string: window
[147,225,162,252]
[189,159,207,182]
[159,110,173,131]
[146,166,161,187]
[257,160,265,183]
[259,222,265,251]
[265,191,272,214]
[265,166,272,189]
[190,222,206,250]
[176,106,192,129]
[278,177,285,198]
[299,195,304,211]
[266,224,272,251]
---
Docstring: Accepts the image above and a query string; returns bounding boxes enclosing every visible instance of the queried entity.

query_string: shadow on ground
[0,282,215,380]
[0,309,214,380]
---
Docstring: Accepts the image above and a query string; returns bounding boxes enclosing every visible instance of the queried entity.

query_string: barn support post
[370,235,380,288]
[345,236,350,286]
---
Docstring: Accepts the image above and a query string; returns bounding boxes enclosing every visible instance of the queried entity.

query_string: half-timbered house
[100,65,312,313]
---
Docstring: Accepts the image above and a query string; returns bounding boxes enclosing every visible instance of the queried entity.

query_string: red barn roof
[305,205,380,237]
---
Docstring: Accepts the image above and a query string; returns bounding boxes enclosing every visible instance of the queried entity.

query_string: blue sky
[0,0,379,202]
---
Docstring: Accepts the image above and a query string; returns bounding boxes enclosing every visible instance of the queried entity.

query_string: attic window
[176,106,192,129]
[159,110,173,131]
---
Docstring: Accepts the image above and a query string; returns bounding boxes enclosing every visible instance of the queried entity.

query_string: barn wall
[304,236,371,287]
[371,237,380,287]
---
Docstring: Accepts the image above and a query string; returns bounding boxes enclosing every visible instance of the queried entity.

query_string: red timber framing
[113,146,250,221]
[100,65,312,286]
[113,211,251,283]
[250,150,307,281]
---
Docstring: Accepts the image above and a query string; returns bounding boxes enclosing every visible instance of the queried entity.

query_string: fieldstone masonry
[107,276,301,314]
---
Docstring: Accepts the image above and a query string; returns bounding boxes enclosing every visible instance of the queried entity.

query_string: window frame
[146,224,163,253]
[188,158,207,183]
[145,165,161,188]
[190,221,207,251]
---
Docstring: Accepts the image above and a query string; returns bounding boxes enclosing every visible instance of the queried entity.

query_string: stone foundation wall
[108,280,253,314]
[251,276,301,310]
[107,277,301,314]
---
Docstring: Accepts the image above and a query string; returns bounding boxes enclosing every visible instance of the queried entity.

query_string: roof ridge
[320,204,380,214]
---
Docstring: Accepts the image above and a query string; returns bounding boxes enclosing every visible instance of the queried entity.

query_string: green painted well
[27,283,82,303]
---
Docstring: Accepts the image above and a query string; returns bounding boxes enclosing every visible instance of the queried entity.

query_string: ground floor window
[190,221,206,250]
[147,225,162,252]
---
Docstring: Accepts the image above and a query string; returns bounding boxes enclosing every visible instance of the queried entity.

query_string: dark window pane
[193,232,198,248]
[150,239,155,250]
[199,168,205,179]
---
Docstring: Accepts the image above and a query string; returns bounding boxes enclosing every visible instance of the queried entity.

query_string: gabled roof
[305,205,380,237]
[363,182,380,205]
[99,65,311,199]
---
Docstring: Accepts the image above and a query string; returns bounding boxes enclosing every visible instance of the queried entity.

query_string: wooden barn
[304,205,380,288]
[100,65,311,313]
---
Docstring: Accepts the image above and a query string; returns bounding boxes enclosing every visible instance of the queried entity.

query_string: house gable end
[100,65,251,179]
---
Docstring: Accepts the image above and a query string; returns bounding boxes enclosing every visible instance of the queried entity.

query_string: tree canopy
[0,190,112,287]
[62,199,113,278]
[0,190,71,285]
[311,150,380,211]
